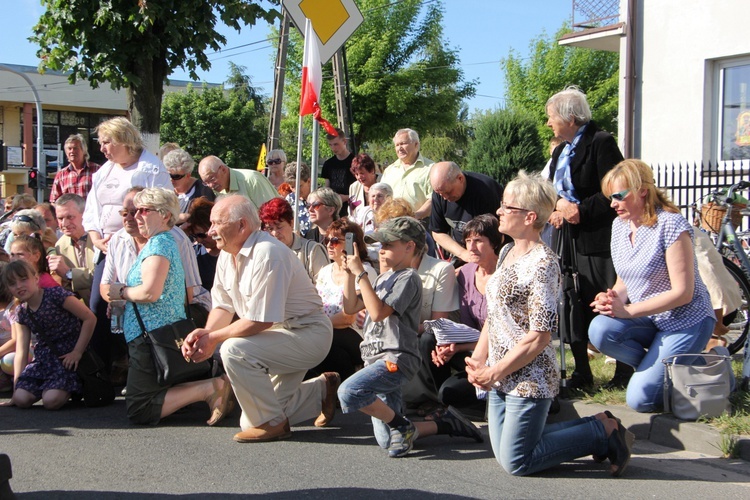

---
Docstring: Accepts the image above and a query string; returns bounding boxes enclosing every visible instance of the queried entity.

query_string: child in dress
[10,235,59,288]
[0,262,15,392]
[1,260,96,409]
[338,217,483,458]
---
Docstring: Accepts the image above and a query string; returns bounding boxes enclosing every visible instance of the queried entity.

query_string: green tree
[160,63,267,169]
[32,0,278,139]
[502,24,619,151]
[278,0,475,158]
[466,108,544,185]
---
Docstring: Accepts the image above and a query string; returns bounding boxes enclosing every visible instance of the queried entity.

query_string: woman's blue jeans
[589,315,715,412]
[488,391,609,476]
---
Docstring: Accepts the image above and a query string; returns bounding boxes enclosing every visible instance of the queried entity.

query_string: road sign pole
[268,11,290,151]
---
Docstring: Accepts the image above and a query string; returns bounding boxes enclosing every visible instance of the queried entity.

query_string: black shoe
[593,411,621,463]
[602,372,633,391]
[607,420,635,477]
[436,406,484,443]
[567,372,594,391]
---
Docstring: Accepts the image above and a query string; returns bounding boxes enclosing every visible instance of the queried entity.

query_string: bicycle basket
[700,202,745,232]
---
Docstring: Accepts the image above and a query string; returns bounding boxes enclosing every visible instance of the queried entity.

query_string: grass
[560,349,750,436]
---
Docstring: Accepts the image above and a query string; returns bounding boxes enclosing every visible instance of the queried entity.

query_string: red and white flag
[299,18,337,136]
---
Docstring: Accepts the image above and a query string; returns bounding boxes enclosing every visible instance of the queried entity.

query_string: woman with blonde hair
[82,117,172,369]
[588,159,715,413]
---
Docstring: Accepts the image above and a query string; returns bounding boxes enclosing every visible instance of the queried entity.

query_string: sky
[1,0,569,114]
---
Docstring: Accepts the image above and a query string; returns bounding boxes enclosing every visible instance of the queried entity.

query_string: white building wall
[631,0,750,165]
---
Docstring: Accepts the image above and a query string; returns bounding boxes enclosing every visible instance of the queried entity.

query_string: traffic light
[28,168,38,189]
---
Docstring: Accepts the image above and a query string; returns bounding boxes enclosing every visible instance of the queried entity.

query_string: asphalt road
[1,396,750,499]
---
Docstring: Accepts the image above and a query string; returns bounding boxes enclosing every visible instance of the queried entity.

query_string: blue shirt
[123,231,186,343]
[611,209,714,331]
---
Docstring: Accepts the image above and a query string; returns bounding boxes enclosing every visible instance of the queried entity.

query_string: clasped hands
[181,329,218,363]
[590,289,631,318]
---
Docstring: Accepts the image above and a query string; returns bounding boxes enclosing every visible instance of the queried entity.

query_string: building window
[718,58,750,162]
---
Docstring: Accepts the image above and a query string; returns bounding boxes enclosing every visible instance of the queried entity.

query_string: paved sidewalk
[554,397,750,460]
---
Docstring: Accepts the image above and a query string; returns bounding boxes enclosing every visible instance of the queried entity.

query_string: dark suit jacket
[548,121,624,255]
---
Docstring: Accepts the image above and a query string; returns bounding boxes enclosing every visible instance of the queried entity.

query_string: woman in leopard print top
[466,171,634,477]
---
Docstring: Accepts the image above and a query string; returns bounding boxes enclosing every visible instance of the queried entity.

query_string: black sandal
[608,419,635,477]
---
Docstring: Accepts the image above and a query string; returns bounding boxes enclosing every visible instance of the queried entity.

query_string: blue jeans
[488,391,609,476]
[589,315,715,412]
[338,359,406,449]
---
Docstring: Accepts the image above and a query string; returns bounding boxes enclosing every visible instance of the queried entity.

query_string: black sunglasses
[170,173,187,180]
[323,236,342,246]
[266,158,283,165]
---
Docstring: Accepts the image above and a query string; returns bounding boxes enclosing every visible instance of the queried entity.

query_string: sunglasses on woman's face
[609,189,631,202]
[266,158,283,165]
[170,173,187,180]
[323,236,342,246]
[310,202,328,210]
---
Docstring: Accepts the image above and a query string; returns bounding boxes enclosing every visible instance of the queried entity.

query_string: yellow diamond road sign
[282,0,364,63]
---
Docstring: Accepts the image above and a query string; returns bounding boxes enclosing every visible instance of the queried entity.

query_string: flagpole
[311,120,320,190]
[294,114,304,234]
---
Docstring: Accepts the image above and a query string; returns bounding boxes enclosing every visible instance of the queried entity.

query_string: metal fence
[652,161,750,230]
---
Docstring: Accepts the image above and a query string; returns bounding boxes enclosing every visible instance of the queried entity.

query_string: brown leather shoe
[233,419,292,443]
[314,372,341,428]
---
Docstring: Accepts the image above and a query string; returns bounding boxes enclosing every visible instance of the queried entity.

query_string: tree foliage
[32,0,278,134]
[466,108,544,185]
[502,24,619,152]
[277,0,475,159]
[160,63,267,169]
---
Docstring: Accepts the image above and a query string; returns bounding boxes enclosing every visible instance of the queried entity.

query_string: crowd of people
[0,86,728,478]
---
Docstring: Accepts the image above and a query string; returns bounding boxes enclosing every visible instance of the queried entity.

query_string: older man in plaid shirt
[49,134,100,202]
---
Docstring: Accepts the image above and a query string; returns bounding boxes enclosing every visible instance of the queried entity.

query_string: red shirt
[49,161,100,202]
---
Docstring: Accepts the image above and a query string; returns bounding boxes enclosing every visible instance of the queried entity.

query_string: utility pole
[332,48,350,143]
[267,11,290,152]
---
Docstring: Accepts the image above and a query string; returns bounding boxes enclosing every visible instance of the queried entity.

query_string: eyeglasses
[169,173,187,180]
[135,207,159,215]
[609,189,631,202]
[323,236,342,246]
[118,209,137,217]
[266,158,283,165]
[310,202,328,210]
[499,202,530,214]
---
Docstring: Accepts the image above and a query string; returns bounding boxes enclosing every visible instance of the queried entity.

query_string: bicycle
[693,181,750,354]
[698,180,750,390]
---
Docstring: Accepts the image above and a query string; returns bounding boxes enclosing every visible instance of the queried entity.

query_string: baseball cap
[365,216,426,248]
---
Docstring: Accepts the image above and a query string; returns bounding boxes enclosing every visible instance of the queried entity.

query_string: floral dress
[485,244,560,399]
[15,287,82,396]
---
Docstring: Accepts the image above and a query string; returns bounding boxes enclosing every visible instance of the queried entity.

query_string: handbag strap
[131,287,192,337]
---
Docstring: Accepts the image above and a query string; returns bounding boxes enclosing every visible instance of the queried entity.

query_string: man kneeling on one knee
[182,194,338,442]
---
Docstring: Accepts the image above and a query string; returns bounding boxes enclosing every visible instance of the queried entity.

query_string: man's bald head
[198,156,229,192]
[430,162,466,203]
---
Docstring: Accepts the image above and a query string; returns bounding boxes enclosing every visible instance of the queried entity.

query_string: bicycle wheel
[721,257,750,354]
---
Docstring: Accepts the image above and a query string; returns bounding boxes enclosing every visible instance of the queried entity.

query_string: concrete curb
[550,397,750,460]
